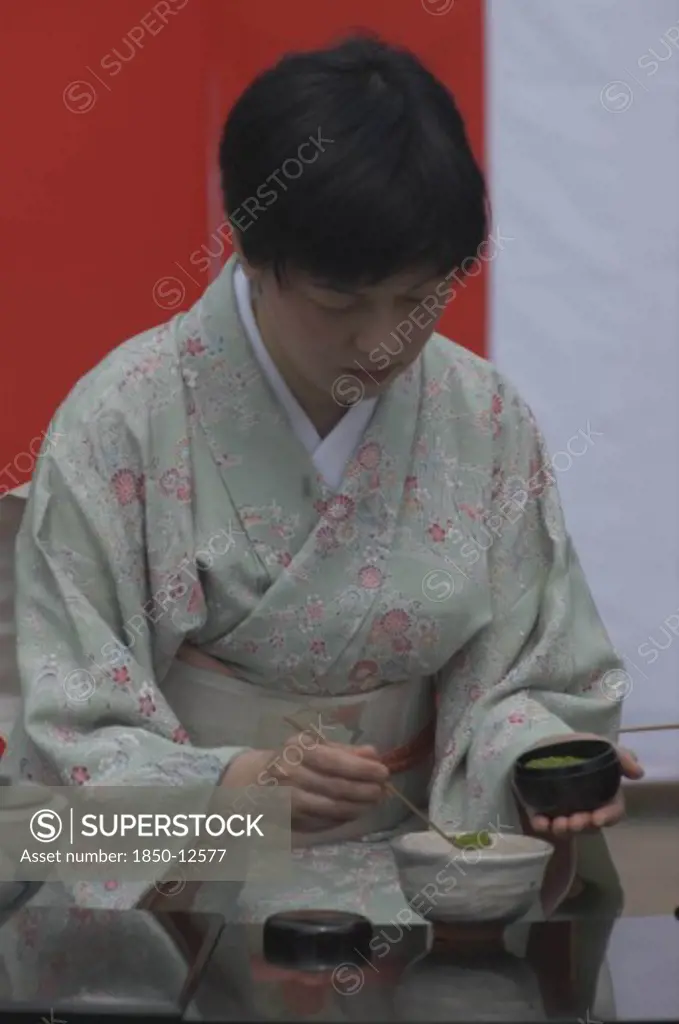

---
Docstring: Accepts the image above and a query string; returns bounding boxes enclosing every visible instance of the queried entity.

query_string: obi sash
[161,645,435,844]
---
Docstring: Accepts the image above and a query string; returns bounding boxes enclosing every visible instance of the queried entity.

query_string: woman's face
[240,259,450,405]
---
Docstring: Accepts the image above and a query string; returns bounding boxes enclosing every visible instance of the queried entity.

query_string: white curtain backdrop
[486,0,679,778]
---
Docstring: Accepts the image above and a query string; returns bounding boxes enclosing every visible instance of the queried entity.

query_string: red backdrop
[0,0,485,480]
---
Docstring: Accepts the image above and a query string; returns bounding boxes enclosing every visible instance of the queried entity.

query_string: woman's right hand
[221,735,390,832]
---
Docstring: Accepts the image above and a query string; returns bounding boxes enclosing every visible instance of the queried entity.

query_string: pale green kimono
[2,255,624,930]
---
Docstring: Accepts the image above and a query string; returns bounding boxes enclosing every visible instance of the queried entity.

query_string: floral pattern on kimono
[2,255,624,924]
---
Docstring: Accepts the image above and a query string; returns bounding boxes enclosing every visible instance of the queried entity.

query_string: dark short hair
[219,32,488,287]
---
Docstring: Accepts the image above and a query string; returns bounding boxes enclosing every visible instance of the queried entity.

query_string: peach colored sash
[162,643,435,842]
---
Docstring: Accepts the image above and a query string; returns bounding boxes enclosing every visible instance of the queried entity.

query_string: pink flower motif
[469,684,482,702]
[104,880,119,891]
[321,495,356,522]
[426,380,443,397]
[172,726,190,744]
[310,639,326,656]
[459,503,482,520]
[159,468,180,495]
[278,551,292,568]
[306,599,325,622]
[111,666,130,685]
[528,457,551,497]
[492,393,504,416]
[111,469,140,506]
[242,513,264,527]
[185,336,206,355]
[139,694,156,717]
[380,609,411,636]
[358,565,383,589]
[508,712,526,725]
[357,442,382,470]
[348,660,380,686]
[175,478,192,502]
[427,522,446,542]
[71,765,90,784]
[404,475,418,492]
[392,635,412,654]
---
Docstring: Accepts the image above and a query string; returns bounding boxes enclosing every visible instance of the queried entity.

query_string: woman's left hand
[522,736,645,838]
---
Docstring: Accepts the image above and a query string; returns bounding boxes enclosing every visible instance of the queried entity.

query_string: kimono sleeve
[9,403,250,792]
[429,380,624,836]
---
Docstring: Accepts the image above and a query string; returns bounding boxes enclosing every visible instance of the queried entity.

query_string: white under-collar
[233,263,376,490]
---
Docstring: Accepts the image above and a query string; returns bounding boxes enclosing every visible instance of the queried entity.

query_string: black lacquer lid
[262,910,373,970]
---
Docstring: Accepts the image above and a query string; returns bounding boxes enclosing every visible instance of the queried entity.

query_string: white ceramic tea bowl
[390,830,553,925]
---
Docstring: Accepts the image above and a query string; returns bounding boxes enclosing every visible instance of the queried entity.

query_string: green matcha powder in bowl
[451,831,494,850]
[523,755,587,769]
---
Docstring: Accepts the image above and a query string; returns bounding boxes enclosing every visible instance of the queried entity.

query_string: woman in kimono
[3,34,642,934]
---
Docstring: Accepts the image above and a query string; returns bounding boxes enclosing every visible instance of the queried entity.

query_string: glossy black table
[0,898,676,1021]
[190,912,679,1022]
